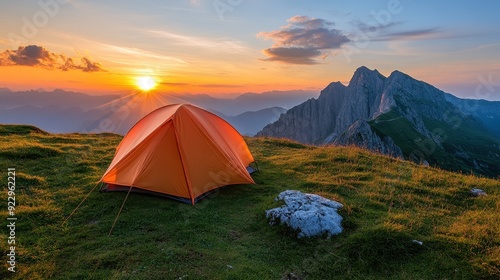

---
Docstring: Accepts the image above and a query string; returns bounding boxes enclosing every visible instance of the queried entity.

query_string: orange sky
[1,1,499,99]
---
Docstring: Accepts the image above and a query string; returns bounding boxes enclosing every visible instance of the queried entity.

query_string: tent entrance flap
[246,165,258,174]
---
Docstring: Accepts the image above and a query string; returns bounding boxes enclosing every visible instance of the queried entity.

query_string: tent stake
[108,186,133,236]
[62,182,100,225]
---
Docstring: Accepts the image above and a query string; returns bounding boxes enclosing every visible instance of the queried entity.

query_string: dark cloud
[258,16,350,65]
[262,47,322,65]
[0,45,105,72]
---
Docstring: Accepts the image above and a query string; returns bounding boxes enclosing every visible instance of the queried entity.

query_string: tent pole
[62,182,101,225]
[108,186,133,236]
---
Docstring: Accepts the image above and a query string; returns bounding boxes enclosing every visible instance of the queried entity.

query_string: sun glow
[136,76,158,92]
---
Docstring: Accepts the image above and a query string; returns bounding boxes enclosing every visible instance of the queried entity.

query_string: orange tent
[100,104,255,204]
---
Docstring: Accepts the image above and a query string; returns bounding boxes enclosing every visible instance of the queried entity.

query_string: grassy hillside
[0,124,499,279]
[369,109,500,177]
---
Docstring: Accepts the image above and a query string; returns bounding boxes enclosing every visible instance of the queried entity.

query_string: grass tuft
[0,124,48,136]
[344,225,424,269]
[0,142,61,159]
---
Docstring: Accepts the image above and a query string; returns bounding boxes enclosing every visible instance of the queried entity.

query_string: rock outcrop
[257,66,400,154]
[333,120,403,158]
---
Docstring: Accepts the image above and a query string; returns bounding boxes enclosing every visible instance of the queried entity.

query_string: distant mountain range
[0,88,118,111]
[0,88,314,135]
[215,107,287,136]
[167,90,317,116]
[258,66,500,177]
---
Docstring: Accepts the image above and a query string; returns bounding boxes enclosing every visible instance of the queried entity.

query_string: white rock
[266,190,343,238]
[471,188,487,196]
[412,240,423,246]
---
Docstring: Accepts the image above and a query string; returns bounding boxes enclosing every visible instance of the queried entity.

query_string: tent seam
[172,118,195,205]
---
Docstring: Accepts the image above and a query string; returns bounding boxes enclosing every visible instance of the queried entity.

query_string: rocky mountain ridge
[258,67,500,177]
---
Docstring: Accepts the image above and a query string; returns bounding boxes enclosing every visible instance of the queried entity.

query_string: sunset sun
[136,76,157,92]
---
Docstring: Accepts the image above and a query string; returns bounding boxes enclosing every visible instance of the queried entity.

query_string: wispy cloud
[99,43,187,64]
[0,45,104,72]
[161,81,190,86]
[148,30,249,53]
[353,20,402,34]
[198,83,244,88]
[160,81,243,88]
[350,17,444,42]
[374,28,441,41]
[189,0,202,7]
[257,15,350,65]
[49,33,188,70]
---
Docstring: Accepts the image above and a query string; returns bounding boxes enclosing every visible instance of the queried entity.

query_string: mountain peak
[354,66,383,76]
[350,66,386,86]
[355,65,374,72]
[388,69,413,81]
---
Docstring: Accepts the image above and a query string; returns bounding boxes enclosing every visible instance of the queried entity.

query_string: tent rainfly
[100,104,256,204]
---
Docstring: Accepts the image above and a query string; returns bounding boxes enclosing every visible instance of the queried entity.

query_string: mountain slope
[258,67,500,177]
[444,93,500,137]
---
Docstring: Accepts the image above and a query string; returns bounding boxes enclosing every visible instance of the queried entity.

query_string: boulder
[266,190,343,238]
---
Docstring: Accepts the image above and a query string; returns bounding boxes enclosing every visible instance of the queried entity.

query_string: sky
[0,0,499,100]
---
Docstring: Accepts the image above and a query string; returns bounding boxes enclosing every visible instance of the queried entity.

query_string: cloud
[160,82,243,88]
[0,45,105,72]
[148,30,249,54]
[373,28,441,41]
[161,82,190,86]
[351,19,442,42]
[197,83,243,88]
[262,47,321,65]
[189,0,202,6]
[257,15,350,65]
[354,20,401,34]
[99,43,186,65]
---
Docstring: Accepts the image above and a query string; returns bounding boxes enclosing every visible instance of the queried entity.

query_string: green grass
[0,125,499,279]
[369,110,425,155]
[0,125,48,136]
[369,109,500,177]
[422,116,500,175]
